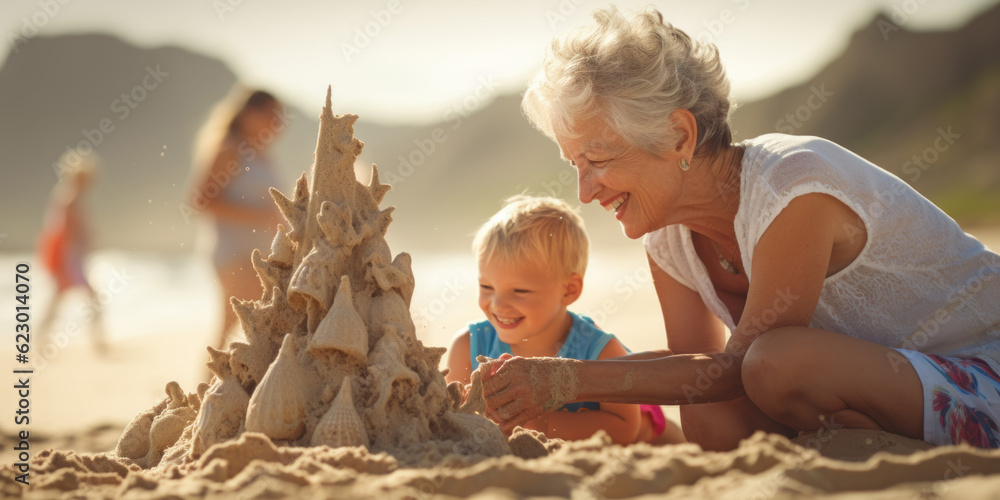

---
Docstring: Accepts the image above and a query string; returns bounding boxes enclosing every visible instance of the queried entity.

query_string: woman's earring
[680,158,690,171]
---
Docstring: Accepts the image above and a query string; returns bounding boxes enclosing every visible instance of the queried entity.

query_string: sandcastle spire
[299,86,365,263]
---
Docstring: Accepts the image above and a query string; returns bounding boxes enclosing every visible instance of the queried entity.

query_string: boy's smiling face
[477,256,581,352]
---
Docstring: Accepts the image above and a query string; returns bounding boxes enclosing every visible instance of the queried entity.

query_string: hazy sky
[2,0,997,125]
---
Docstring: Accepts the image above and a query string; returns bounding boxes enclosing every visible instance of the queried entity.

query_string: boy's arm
[533,338,641,445]
[445,330,473,385]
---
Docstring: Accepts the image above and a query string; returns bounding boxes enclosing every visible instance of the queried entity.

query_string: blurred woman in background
[191,87,284,349]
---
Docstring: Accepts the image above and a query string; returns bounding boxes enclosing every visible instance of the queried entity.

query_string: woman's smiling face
[556,115,684,239]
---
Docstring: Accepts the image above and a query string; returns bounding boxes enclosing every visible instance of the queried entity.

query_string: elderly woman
[481,6,1000,450]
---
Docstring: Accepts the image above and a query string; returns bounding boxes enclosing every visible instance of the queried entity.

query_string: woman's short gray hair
[522,6,734,157]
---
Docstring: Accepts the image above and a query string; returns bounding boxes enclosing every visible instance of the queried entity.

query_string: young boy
[446,195,678,445]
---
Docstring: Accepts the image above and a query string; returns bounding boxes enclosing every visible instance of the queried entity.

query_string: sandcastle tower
[114,88,508,469]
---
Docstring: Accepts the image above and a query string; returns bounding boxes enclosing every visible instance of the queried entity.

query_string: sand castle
[112,87,510,470]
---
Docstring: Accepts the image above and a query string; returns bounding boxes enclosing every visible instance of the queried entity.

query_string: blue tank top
[468,311,624,412]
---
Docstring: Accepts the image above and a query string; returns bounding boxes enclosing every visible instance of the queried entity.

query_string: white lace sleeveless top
[644,134,1000,366]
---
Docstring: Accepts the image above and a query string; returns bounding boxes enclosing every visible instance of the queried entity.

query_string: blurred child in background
[37,149,107,353]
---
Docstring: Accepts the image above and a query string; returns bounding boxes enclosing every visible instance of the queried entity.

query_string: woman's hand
[481,355,547,433]
[481,354,580,434]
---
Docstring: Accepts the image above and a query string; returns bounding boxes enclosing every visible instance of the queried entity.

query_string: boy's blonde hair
[473,195,589,277]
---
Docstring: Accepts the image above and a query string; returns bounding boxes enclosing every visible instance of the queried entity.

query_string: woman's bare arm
[577,193,831,400]
[531,338,641,444]
[483,193,843,432]
[648,252,729,354]
[603,255,723,361]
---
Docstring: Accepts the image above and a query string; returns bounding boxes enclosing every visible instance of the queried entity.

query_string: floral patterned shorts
[896,349,1000,448]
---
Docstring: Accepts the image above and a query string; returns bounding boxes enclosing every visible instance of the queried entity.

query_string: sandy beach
[6,424,1000,498]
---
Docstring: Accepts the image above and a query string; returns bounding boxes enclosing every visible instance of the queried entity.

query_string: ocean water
[1,251,217,343]
[0,245,667,356]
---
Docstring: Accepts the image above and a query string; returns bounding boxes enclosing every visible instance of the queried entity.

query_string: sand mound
[8,429,1000,498]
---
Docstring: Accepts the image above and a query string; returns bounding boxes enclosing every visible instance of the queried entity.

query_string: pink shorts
[640,404,667,438]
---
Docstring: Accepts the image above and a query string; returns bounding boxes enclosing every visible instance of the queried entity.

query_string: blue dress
[468,311,621,412]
